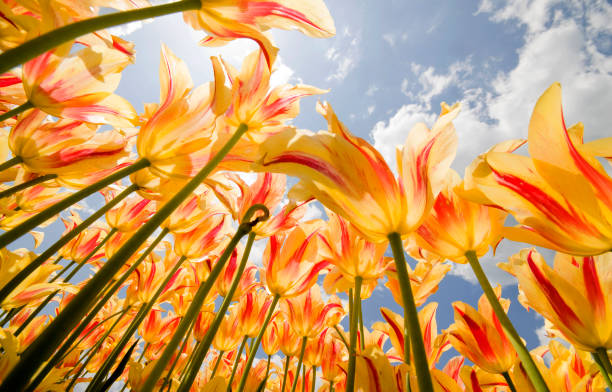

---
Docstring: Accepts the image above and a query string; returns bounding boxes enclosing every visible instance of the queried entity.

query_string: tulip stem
[465,251,549,392]
[358,290,365,351]
[0,173,57,199]
[595,348,612,390]
[160,320,194,392]
[281,356,291,392]
[0,156,23,172]
[0,102,33,123]
[333,325,349,350]
[211,351,225,379]
[65,305,132,391]
[502,371,517,392]
[3,125,251,392]
[227,336,248,390]
[265,354,271,382]
[0,184,136,306]
[0,159,148,250]
[86,256,188,392]
[329,381,334,392]
[289,336,308,392]
[388,232,433,392]
[235,294,281,392]
[311,366,316,392]
[144,206,267,392]
[16,228,118,336]
[23,228,169,392]
[177,229,260,392]
[0,0,201,74]
[345,276,362,392]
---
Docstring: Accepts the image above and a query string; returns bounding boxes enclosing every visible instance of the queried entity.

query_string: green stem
[0,156,23,173]
[0,102,33,123]
[329,381,334,392]
[86,256,188,392]
[227,336,248,390]
[311,366,316,392]
[13,293,54,337]
[265,354,271,382]
[289,336,308,392]
[502,371,517,392]
[302,364,306,392]
[235,294,281,392]
[65,306,132,391]
[595,348,612,391]
[333,324,349,351]
[176,231,258,391]
[159,320,193,391]
[151,204,267,392]
[0,0,201,74]
[23,228,168,392]
[0,184,136,305]
[0,173,57,199]
[2,124,250,391]
[465,251,549,392]
[348,288,353,331]
[358,287,365,351]
[0,159,147,249]
[281,356,291,392]
[49,260,76,283]
[388,232,433,392]
[210,351,225,379]
[143,230,246,391]
[15,228,118,336]
[98,340,139,392]
[345,276,362,392]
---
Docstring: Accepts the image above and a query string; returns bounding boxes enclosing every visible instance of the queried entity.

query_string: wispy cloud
[326,27,361,81]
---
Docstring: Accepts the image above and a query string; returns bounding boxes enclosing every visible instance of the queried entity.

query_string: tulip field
[0,1,610,391]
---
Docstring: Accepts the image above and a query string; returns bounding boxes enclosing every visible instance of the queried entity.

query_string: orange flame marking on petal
[526,250,583,327]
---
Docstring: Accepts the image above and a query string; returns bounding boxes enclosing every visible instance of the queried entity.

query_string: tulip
[501,249,612,353]
[376,303,449,367]
[462,83,612,256]
[261,224,328,298]
[412,170,506,263]
[447,289,518,375]
[105,192,156,233]
[136,44,230,180]
[22,42,137,127]
[8,109,130,184]
[208,171,308,237]
[184,1,335,67]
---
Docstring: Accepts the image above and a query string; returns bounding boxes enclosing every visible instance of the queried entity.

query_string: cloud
[371,58,474,167]
[270,55,297,87]
[383,33,396,47]
[373,0,612,178]
[326,27,361,81]
[107,20,149,36]
[365,85,379,96]
[475,0,561,34]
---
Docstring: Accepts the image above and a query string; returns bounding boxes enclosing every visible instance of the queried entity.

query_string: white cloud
[372,58,474,167]
[371,102,436,166]
[107,20,149,36]
[488,19,612,142]
[326,28,361,81]
[383,33,396,47]
[365,85,379,96]
[270,55,297,87]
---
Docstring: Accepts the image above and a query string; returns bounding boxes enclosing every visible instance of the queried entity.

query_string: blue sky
[20,0,612,381]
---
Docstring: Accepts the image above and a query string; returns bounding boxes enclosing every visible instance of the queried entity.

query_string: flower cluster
[0,2,610,392]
